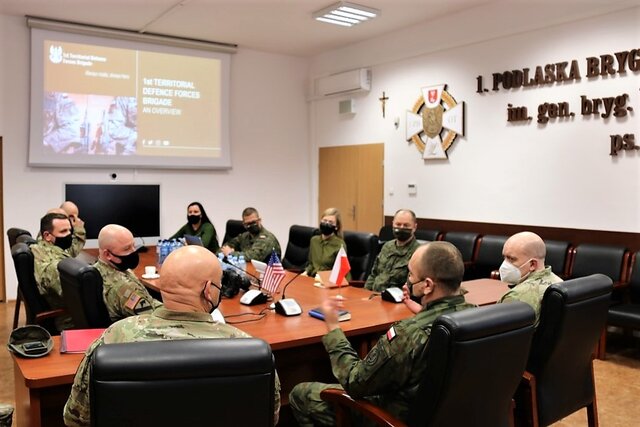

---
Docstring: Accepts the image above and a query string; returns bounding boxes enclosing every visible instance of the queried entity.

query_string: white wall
[309,5,640,233]
[1,14,311,300]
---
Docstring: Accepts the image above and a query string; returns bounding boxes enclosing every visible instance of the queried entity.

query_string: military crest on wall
[406,84,465,159]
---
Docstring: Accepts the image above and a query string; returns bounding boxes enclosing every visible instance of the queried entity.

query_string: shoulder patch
[386,326,397,342]
[125,293,142,311]
[258,234,267,239]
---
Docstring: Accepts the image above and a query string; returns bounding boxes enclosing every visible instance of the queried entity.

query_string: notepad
[308,307,351,322]
[60,328,106,353]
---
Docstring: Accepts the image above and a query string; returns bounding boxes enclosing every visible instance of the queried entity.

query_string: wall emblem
[49,45,63,64]
[406,84,465,159]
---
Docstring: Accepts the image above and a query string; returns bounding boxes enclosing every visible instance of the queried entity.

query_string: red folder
[60,328,106,353]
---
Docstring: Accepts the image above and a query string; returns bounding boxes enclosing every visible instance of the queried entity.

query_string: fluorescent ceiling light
[313,2,380,27]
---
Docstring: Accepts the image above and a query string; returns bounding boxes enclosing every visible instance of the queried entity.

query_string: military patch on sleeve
[386,326,397,342]
[125,293,142,311]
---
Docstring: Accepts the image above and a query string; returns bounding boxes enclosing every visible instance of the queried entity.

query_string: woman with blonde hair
[304,207,347,276]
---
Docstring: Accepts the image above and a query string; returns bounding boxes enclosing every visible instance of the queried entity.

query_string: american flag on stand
[262,250,285,294]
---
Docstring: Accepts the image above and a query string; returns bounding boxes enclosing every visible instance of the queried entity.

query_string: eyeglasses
[203,281,223,308]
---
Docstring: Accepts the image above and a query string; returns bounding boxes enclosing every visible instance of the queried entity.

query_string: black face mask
[319,222,336,236]
[187,215,201,225]
[203,282,222,314]
[393,227,413,242]
[245,223,261,235]
[53,233,73,251]
[110,250,140,272]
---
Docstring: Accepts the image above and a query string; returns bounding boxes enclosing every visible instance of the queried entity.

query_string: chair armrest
[35,308,67,323]
[349,280,365,288]
[320,388,406,427]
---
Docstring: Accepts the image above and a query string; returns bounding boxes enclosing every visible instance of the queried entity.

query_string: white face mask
[499,259,532,285]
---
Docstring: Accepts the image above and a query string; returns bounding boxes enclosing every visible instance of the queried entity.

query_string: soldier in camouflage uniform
[94,224,161,322]
[31,213,75,332]
[60,201,86,257]
[365,209,421,292]
[43,92,82,153]
[498,231,562,327]
[64,245,281,427]
[221,207,281,262]
[289,241,474,426]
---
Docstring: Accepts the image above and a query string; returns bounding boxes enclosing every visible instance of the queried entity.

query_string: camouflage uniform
[499,266,562,327]
[63,307,281,427]
[69,224,86,258]
[30,239,74,331]
[226,227,281,262]
[170,221,220,253]
[365,237,421,292]
[94,259,161,322]
[305,234,346,276]
[43,92,82,153]
[289,295,474,426]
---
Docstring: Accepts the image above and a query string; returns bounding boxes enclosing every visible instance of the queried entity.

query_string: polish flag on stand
[329,246,350,287]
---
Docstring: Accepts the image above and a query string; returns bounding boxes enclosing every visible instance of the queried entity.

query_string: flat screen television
[65,184,160,241]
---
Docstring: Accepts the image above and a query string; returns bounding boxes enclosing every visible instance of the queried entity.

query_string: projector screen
[29,25,231,169]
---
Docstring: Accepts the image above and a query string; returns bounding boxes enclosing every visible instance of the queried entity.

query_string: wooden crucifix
[379,91,389,118]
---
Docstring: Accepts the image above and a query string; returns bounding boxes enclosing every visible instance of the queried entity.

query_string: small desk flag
[329,246,350,286]
[262,250,285,294]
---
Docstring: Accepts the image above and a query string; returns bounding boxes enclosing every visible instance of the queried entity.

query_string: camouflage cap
[7,325,53,358]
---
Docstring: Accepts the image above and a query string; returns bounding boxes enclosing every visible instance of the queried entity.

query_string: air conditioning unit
[314,68,371,97]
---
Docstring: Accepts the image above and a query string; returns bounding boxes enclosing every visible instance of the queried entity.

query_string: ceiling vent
[314,68,371,97]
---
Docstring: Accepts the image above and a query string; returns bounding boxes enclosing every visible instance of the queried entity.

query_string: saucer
[142,273,160,279]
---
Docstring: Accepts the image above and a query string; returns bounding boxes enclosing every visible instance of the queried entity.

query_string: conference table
[12,248,509,427]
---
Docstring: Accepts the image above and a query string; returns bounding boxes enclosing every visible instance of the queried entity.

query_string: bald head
[503,232,546,271]
[47,207,67,216]
[60,201,79,217]
[98,224,135,264]
[159,246,223,312]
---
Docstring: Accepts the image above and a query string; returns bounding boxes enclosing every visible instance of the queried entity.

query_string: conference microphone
[274,270,305,317]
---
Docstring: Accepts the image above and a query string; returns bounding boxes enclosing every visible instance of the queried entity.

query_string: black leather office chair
[343,231,378,282]
[468,234,508,280]
[603,251,640,358]
[58,257,112,329]
[8,227,32,247]
[414,229,440,243]
[8,228,33,328]
[10,242,67,335]
[515,274,612,427]
[543,240,572,279]
[282,225,318,271]
[442,231,480,279]
[322,302,536,427]
[568,243,629,286]
[222,219,246,244]
[377,225,394,252]
[90,338,276,427]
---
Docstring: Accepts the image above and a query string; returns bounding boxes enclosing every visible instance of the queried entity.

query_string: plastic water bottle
[238,255,247,276]
[218,253,227,271]
[159,240,169,265]
[156,240,162,265]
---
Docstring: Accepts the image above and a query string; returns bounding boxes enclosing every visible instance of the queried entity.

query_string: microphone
[222,258,262,286]
[274,270,305,316]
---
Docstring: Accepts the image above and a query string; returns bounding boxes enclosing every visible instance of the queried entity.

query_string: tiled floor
[1,300,639,426]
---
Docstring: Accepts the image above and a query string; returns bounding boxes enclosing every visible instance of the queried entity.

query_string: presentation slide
[30,28,231,169]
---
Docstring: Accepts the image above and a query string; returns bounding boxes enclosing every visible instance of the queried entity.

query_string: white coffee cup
[144,266,157,276]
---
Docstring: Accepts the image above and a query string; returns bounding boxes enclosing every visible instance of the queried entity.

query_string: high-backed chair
[414,229,440,243]
[8,228,33,328]
[8,227,32,247]
[544,240,573,279]
[10,242,67,335]
[282,225,318,271]
[222,219,245,244]
[515,274,613,427]
[343,231,378,283]
[321,302,536,427]
[377,225,394,252]
[442,231,480,280]
[469,234,508,280]
[16,234,37,245]
[58,257,112,329]
[602,251,640,358]
[568,243,629,287]
[90,338,276,427]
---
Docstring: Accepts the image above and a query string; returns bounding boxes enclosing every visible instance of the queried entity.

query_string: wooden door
[0,137,4,301]
[319,143,383,234]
